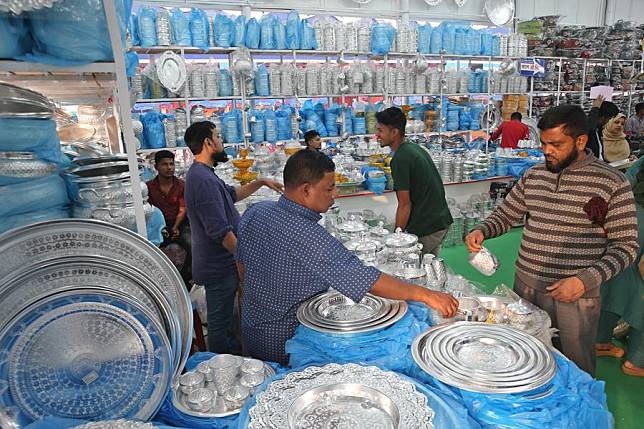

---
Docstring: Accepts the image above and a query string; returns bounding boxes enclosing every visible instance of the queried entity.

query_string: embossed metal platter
[0,219,192,374]
[248,363,434,428]
[156,51,187,93]
[0,291,172,425]
[172,361,276,418]
[412,322,556,394]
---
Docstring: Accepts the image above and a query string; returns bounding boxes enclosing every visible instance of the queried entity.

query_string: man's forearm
[370,273,427,302]
[173,209,186,230]
[222,231,237,254]
[235,179,265,202]
[395,204,411,230]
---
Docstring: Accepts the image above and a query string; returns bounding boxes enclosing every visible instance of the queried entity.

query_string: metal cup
[186,388,215,412]
[456,297,483,322]
[208,354,242,395]
[179,371,205,395]
[240,373,265,394]
[196,361,215,382]
[223,385,250,411]
[241,359,264,377]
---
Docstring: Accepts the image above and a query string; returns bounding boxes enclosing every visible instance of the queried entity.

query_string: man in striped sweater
[466,105,639,376]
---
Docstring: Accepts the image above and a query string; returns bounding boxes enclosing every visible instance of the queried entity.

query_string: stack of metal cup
[174,108,188,140]
[156,9,172,46]
[130,70,143,104]
[495,156,508,176]
[204,68,219,98]
[430,257,448,290]
[163,117,177,148]
[190,67,205,98]
[191,105,206,124]
[452,155,464,183]
[440,153,454,183]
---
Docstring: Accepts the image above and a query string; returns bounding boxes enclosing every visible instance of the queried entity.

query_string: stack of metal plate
[0,82,55,119]
[0,219,192,427]
[412,322,556,394]
[296,291,407,335]
[248,363,435,428]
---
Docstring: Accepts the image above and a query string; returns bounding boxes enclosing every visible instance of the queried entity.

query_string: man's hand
[422,290,459,318]
[546,276,586,303]
[592,94,605,109]
[262,179,284,194]
[465,230,485,253]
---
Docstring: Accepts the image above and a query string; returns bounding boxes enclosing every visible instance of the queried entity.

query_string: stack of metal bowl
[0,219,192,427]
[412,322,557,394]
[64,155,153,231]
[296,290,408,335]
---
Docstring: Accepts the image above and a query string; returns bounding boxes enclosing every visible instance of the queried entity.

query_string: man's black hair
[598,101,619,120]
[283,149,335,189]
[184,121,216,155]
[375,107,406,137]
[537,105,589,139]
[510,112,522,121]
[635,102,644,114]
[303,130,320,143]
[154,149,175,164]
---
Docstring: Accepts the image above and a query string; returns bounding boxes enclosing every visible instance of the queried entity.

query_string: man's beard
[212,151,229,165]
[545,149,578,173]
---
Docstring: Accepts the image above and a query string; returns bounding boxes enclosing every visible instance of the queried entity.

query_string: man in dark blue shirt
[184,121,283,354]
[237,149,458,365]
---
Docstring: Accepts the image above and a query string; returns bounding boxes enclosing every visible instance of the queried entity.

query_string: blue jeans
[205,272,239,354]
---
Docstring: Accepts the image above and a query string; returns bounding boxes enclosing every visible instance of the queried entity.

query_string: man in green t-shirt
[376,107,453,255]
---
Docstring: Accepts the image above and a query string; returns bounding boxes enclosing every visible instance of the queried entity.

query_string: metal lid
[384,228,418,249]
[336,215,369,234]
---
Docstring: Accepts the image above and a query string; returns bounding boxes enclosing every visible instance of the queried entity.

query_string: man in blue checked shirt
[237,149,458,365]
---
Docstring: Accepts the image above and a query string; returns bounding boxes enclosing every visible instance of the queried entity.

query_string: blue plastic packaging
[140,111,167,149]
[222,109,242,143]
[232,15,246,47]
[276,109,292,140]
[353,116,367,135]
[0,174,69,218]
[128,12,140,46]
[219,69,233,96]
[0,12,32,59]
[273,17,286,49]
[300,19,318,50]
[254,64,270,96]
[189,8,209,51]
[250,111,265,143]
[259,14,275,50]
[214,13,234,48]
[137,6,156,47]
[0,118,69,167]
[286,10,301,49]
[417,24,431,54]
[245,17,260,49]
[26,0,131,64]
[371,22,395,54]
[171,8,191,46]
[430,25,442,54]
[442,23,455,54]
[454,27,466,55]
[264,110,278,143]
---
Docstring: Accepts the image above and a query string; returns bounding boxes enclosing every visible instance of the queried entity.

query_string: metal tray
[300,300,400,331]
[171,362,276,418]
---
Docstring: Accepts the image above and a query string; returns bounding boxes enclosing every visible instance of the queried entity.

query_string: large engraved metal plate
[0,219,192,373]
[412,322,556,394]
[157,51,187,94]
[248,363,434,428]
[0,292,172,424]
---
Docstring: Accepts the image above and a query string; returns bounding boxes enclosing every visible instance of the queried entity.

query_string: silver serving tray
[302,298,399,330]
[248,363,434,428]
[412,322,556,394]
[157,51,187,93]
[0,219,192,375]
[484,0,515,26]
[171,362,276,418]
[0,98,54,119]
[306,292,392,326]
[287,383,400,428]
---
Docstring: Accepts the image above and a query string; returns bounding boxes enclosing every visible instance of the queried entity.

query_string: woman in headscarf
[595,156,644,376]
[602,113,630,162]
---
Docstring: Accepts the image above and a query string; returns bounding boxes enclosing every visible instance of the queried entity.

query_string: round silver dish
[309,292,390,325]
[412,322,556,394]
[248,363,434,429]
[302,298,400,330]
[0,152,57,178]
[0,219,192,375]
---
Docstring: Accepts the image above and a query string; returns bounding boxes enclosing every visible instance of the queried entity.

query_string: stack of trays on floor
[0,219,192,427]
[296,290,408,335]
[248,363,436,428]
[412,322,557,394]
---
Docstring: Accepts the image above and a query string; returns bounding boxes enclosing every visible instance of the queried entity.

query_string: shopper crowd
[142,102,643,378]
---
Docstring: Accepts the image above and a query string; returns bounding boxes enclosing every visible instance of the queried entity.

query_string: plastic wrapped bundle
[260,14,275,50]
[155,8,171,46]
[371,22,394,54]
[345,22,358,51]
[204,67,219,98]
[264,110,278,143]
[374,65,386,93]
[305,65,319,95]
[0,12,32,59]
[269,65,281,96]
[395,64,406,94]
[170,8,191,46]
[27,0,131,64]
[319,64,332,96]
[325,105,340,137]
[128,12,139,47]
[454,27,466,55]
[300,19,318,50]
[415,72,427,94]
[254,64,270,96]
[273,17,286,49]
[189,8,209,51]
[467,28,481,56]
[0,119,68,167]
[189,65,205,97]
[303,107,328,137]
[417,24,431,54]
[286,10,301,49]
[442,23,455,54]
[357,21,371,52]
[353,116,366,135]
[430,25,442,54]
[245,17,260,49]
[218,69,233,96]
[222,110,242,143]
[276,109,292,140]
[321,19,335,51]
[2,205,69,235]
[296,67,306,95]
[214,13,234,48]
[250,111,265,143]
[362,63,374,94]
[140,111,167,149]
[233,15,246,47]
[334,22,346,51]
[281,63,295,96]
[208,16,215,47]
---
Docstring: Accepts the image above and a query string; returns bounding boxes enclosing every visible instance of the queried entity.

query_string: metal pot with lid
[394,247,427,286]
[344,232,388,266]
[335,214,369,242]
[369,221,390,242]
[385,228,419,262]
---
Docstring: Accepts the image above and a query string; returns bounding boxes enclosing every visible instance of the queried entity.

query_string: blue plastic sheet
[430,25,442,54]
[222,109,243,143]
[286,10,301,49]
[128,12,140,46]
[171,8,191,46]
[138,6,157,47]
[232,15,246,47]
[1,206,69,235]
[302,108,327,137]
[24,0,130,65]
[214,13,234,48]
[156,352,286,429]
[0,174,69,218]
[0,118,69,167]
[300,19,318,50]
[190,8,209,51]
[254,64,270,96]
[276,109,292,140]
[259,14,275,50]
[141,111,167,149]
[417,24,431,54]
[244,18,260,49]
[442,23,455,54]
[0,12,32,59]
[24,417,185,429]
[250,111,265,143]
[273,17,286,49]
[371,22,395,54]
[264,110,277,143]
[219,69,233,97]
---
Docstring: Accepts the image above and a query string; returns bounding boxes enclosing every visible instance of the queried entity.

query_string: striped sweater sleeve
[576,182,639,290]
[475,174,528,239]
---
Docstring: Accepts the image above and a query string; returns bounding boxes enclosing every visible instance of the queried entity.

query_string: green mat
[441,227,642,429]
